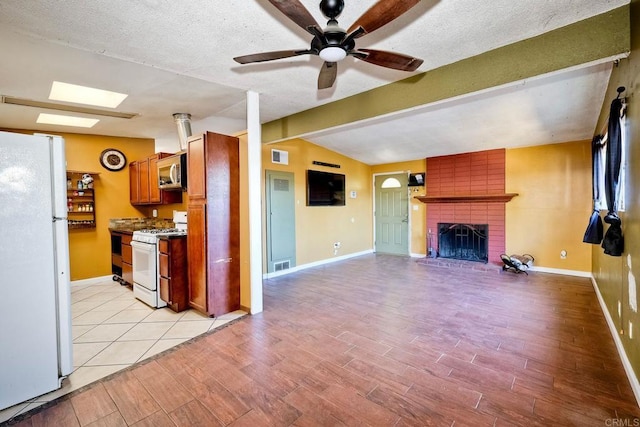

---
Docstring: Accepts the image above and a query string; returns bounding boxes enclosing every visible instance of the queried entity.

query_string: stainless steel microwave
[157,152,187,190]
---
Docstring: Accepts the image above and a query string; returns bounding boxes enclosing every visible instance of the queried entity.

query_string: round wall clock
[99,148,127,171]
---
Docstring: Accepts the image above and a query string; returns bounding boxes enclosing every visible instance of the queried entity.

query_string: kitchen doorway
[266,170,296,273]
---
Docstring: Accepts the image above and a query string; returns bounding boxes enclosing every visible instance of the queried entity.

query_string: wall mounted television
[408,172,425,187]
[306,169,346,206]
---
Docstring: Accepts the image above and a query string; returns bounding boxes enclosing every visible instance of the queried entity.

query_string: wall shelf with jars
[67,171,99,229]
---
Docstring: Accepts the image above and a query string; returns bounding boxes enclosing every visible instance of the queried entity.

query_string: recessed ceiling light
[49,81,128,108]
[37,113,99,128]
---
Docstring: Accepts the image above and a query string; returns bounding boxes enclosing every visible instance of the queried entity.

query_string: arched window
[381,177,402,188]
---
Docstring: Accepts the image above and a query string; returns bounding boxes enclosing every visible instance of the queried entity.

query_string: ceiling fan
[233,0,424,89]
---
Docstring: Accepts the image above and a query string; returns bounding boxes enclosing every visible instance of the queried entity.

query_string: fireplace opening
[438,223,488,263]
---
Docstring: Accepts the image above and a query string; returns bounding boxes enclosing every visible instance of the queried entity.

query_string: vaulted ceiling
[0,1,630,164]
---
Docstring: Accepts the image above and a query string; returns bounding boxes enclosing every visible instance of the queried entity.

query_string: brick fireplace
[416,149,517,265]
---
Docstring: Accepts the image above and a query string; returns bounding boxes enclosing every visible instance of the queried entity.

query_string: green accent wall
[592,0,640,393]
[263,5,630,144]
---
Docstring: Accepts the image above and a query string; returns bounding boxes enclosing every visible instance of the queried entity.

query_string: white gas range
[131,211,187,308]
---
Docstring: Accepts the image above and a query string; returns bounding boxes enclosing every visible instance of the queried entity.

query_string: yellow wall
[152,197,188,219]
[2,130,190,280]
[237,132,251,310]
[262,139,373,267]
[8,128,595,283]
[62,133,157,280]
[371,160,427,255]
[592,0,640,381]
[505,141,593,272]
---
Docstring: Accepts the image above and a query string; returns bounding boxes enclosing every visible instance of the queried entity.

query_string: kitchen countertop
[108,217,175,231]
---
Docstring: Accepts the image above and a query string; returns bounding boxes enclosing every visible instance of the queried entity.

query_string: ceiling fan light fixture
[319,46,346,62]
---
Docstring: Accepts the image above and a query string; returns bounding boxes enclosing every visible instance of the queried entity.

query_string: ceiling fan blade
[233,50,310,64]
[347,0,421,37]
[268,0,320,35]
[318,62,338,89]
[353,49,423,71]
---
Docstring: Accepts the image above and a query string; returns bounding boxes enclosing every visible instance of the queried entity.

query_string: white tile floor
[0,278,246,423]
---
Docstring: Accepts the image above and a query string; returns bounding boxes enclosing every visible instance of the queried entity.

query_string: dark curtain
[582,135,605,244]
[604,97,624,221]
[601,97,625,256]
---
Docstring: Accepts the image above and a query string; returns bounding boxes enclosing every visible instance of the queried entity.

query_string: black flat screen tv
[408,172,425,187]
[306,169,345,206]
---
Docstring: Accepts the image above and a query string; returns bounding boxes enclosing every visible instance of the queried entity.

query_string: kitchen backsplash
[109,217,174,231]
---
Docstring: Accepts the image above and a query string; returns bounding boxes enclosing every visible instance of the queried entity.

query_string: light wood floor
[7,254,640,426]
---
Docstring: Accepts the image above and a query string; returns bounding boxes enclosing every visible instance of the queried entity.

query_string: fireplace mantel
[415,193,518,204]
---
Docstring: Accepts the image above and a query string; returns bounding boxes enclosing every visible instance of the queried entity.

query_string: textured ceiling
[0,0,629,162]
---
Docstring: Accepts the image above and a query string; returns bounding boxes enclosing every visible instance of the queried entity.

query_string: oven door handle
[131,240,156,251]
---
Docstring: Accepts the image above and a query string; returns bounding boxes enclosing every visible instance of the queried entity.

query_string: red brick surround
[425,149,506,265]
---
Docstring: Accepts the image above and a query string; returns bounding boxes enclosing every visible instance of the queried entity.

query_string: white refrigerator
[0,131,73,410]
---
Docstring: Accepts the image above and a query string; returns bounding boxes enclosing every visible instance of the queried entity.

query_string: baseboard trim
[591,276,640,407]
[71,275,114,286]
[529,266,591,278]
[263,250,374,279]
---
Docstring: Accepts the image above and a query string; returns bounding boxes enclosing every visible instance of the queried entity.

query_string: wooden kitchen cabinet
[129,161,140,205]
[187,131,240,317]
[139,158,150,204]
[186,202,207,313]
[130,153,182,206]
[110,230,133,286]
[148,154,161,204]
[121,233,133,285]
[158,236,188,312]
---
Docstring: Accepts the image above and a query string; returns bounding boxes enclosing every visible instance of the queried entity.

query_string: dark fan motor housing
[233,0,424,89]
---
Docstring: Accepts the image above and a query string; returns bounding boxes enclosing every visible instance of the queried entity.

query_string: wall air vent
[274,260,290,272]
[271,149,289,165]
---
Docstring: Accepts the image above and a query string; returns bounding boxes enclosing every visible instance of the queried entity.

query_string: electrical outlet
[560,250,567,259]
[333,242,341,249]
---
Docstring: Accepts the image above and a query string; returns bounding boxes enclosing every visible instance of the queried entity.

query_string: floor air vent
[274,260,290,272]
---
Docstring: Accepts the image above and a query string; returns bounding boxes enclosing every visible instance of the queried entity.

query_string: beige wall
[371,160,427,255]
[505,141,593,272]
[262,139,373,267]
[592,0,640,383]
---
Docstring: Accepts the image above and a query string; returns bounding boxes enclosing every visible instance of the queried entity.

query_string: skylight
[48,81,128,108]
[37,113,99,128]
